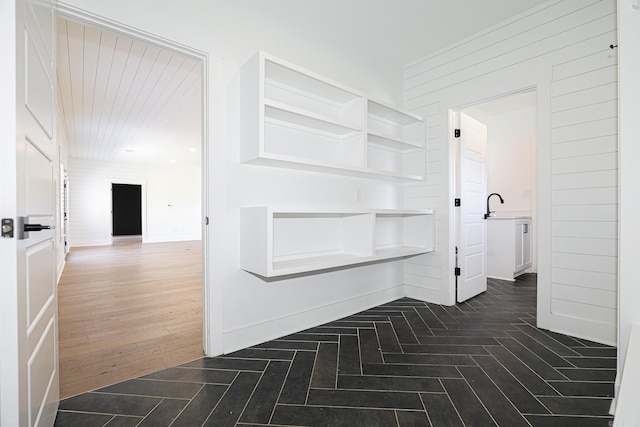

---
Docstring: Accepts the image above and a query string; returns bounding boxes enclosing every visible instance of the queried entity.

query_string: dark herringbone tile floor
[55,274,615,426]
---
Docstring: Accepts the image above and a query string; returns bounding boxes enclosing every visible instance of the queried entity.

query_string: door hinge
[454,267,461,276]
[454,198,461,207]
[454,128,461,138]
[205,216,209,225]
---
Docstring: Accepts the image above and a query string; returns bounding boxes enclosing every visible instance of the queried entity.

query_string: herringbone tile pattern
[55,274,615,426]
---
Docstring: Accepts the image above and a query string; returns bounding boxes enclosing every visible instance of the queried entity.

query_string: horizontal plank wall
[403,0,618,344]
[68,158,201,246]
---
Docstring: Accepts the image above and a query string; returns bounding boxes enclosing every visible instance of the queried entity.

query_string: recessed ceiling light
[188,148,196,153]
[170,159,177,163]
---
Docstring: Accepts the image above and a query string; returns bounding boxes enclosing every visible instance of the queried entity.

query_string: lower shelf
[375,245,428,258]
[272,253,367,276]
[241,207,435,278]
[270,246,430,277]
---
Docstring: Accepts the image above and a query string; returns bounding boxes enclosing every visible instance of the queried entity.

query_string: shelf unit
[240,207,435,277]
[240,51,426,181]
[366,99,426,178]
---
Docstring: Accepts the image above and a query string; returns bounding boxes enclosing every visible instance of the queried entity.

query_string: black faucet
[485,193,504,219]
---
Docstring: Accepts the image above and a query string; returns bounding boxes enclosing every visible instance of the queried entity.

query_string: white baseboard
[487,275,515,282]
[57,259,66,284]
[404,283,446,305]
[613,324,640,425]
[220,285,405,354]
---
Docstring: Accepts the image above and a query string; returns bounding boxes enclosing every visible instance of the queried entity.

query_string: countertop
[487,216,531,220]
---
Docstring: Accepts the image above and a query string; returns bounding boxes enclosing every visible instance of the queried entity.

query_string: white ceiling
[57,18,202,166]
[241,0,551,68]
[57,1,548,166]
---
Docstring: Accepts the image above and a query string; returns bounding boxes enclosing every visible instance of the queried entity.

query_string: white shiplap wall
[403,0,617,344]
[68,158,201,246]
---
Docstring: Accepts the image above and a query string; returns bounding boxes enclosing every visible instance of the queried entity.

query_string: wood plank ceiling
[57,18,202,166]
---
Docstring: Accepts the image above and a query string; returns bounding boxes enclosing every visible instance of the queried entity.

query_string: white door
[456,112,488,303]
[0,0,59,426]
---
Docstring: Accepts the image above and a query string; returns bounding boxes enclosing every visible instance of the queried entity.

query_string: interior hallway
[57,239,203,398]
[55,274,615,426]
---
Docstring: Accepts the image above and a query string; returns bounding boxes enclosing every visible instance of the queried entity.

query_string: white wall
[617,0,640,409]
[464,101,537,215]
[68,158,201,246]
[403,0,618,345]
[485,106,536,217]
[60,0,408,355]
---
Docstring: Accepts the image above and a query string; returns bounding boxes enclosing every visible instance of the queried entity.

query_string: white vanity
[487,217,532,281]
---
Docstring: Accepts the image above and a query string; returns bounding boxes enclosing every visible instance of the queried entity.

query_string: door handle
[24,223,51,232]
[17,217,54,239]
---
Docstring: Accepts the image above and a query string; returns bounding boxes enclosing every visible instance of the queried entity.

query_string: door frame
[452,90,539,288]
[444,71,551,310]
[56,3,213,353]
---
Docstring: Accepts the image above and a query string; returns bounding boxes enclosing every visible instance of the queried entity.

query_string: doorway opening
[112,183,142,237]
[55,5,209,397]
[453,89,538,304]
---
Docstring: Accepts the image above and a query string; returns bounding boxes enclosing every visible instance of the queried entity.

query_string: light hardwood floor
[57,238,204,398]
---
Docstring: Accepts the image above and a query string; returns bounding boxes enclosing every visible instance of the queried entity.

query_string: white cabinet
[487,217,532,281]
[240,51,426,181]
[514,220,532,274]
[241,207,435,277]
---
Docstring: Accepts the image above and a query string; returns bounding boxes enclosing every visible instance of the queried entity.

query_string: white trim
[439,62,551,311]
[447,109,459,306]
[57,259,65,284]
[55,2,204,59]
[613,323,640,422]
[221,286,404,354]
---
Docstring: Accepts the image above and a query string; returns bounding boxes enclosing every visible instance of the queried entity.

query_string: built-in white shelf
[265,101,362,136]
[240,51,427,181]
[240,207,435,277]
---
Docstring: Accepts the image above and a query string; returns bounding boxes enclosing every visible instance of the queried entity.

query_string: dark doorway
[112,184,142,236]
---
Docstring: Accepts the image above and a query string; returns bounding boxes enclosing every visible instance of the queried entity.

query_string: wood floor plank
[58,239,204,398]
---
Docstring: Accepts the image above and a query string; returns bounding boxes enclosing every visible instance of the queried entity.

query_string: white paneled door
[0,0,59,426]
[457,113,488,303]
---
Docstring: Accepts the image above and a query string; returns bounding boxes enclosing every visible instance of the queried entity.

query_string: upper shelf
[367,131,424,152]
[265,57,362,106]
[240,51,427,181]
[265,101,362,137]
[368,99,424,125]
